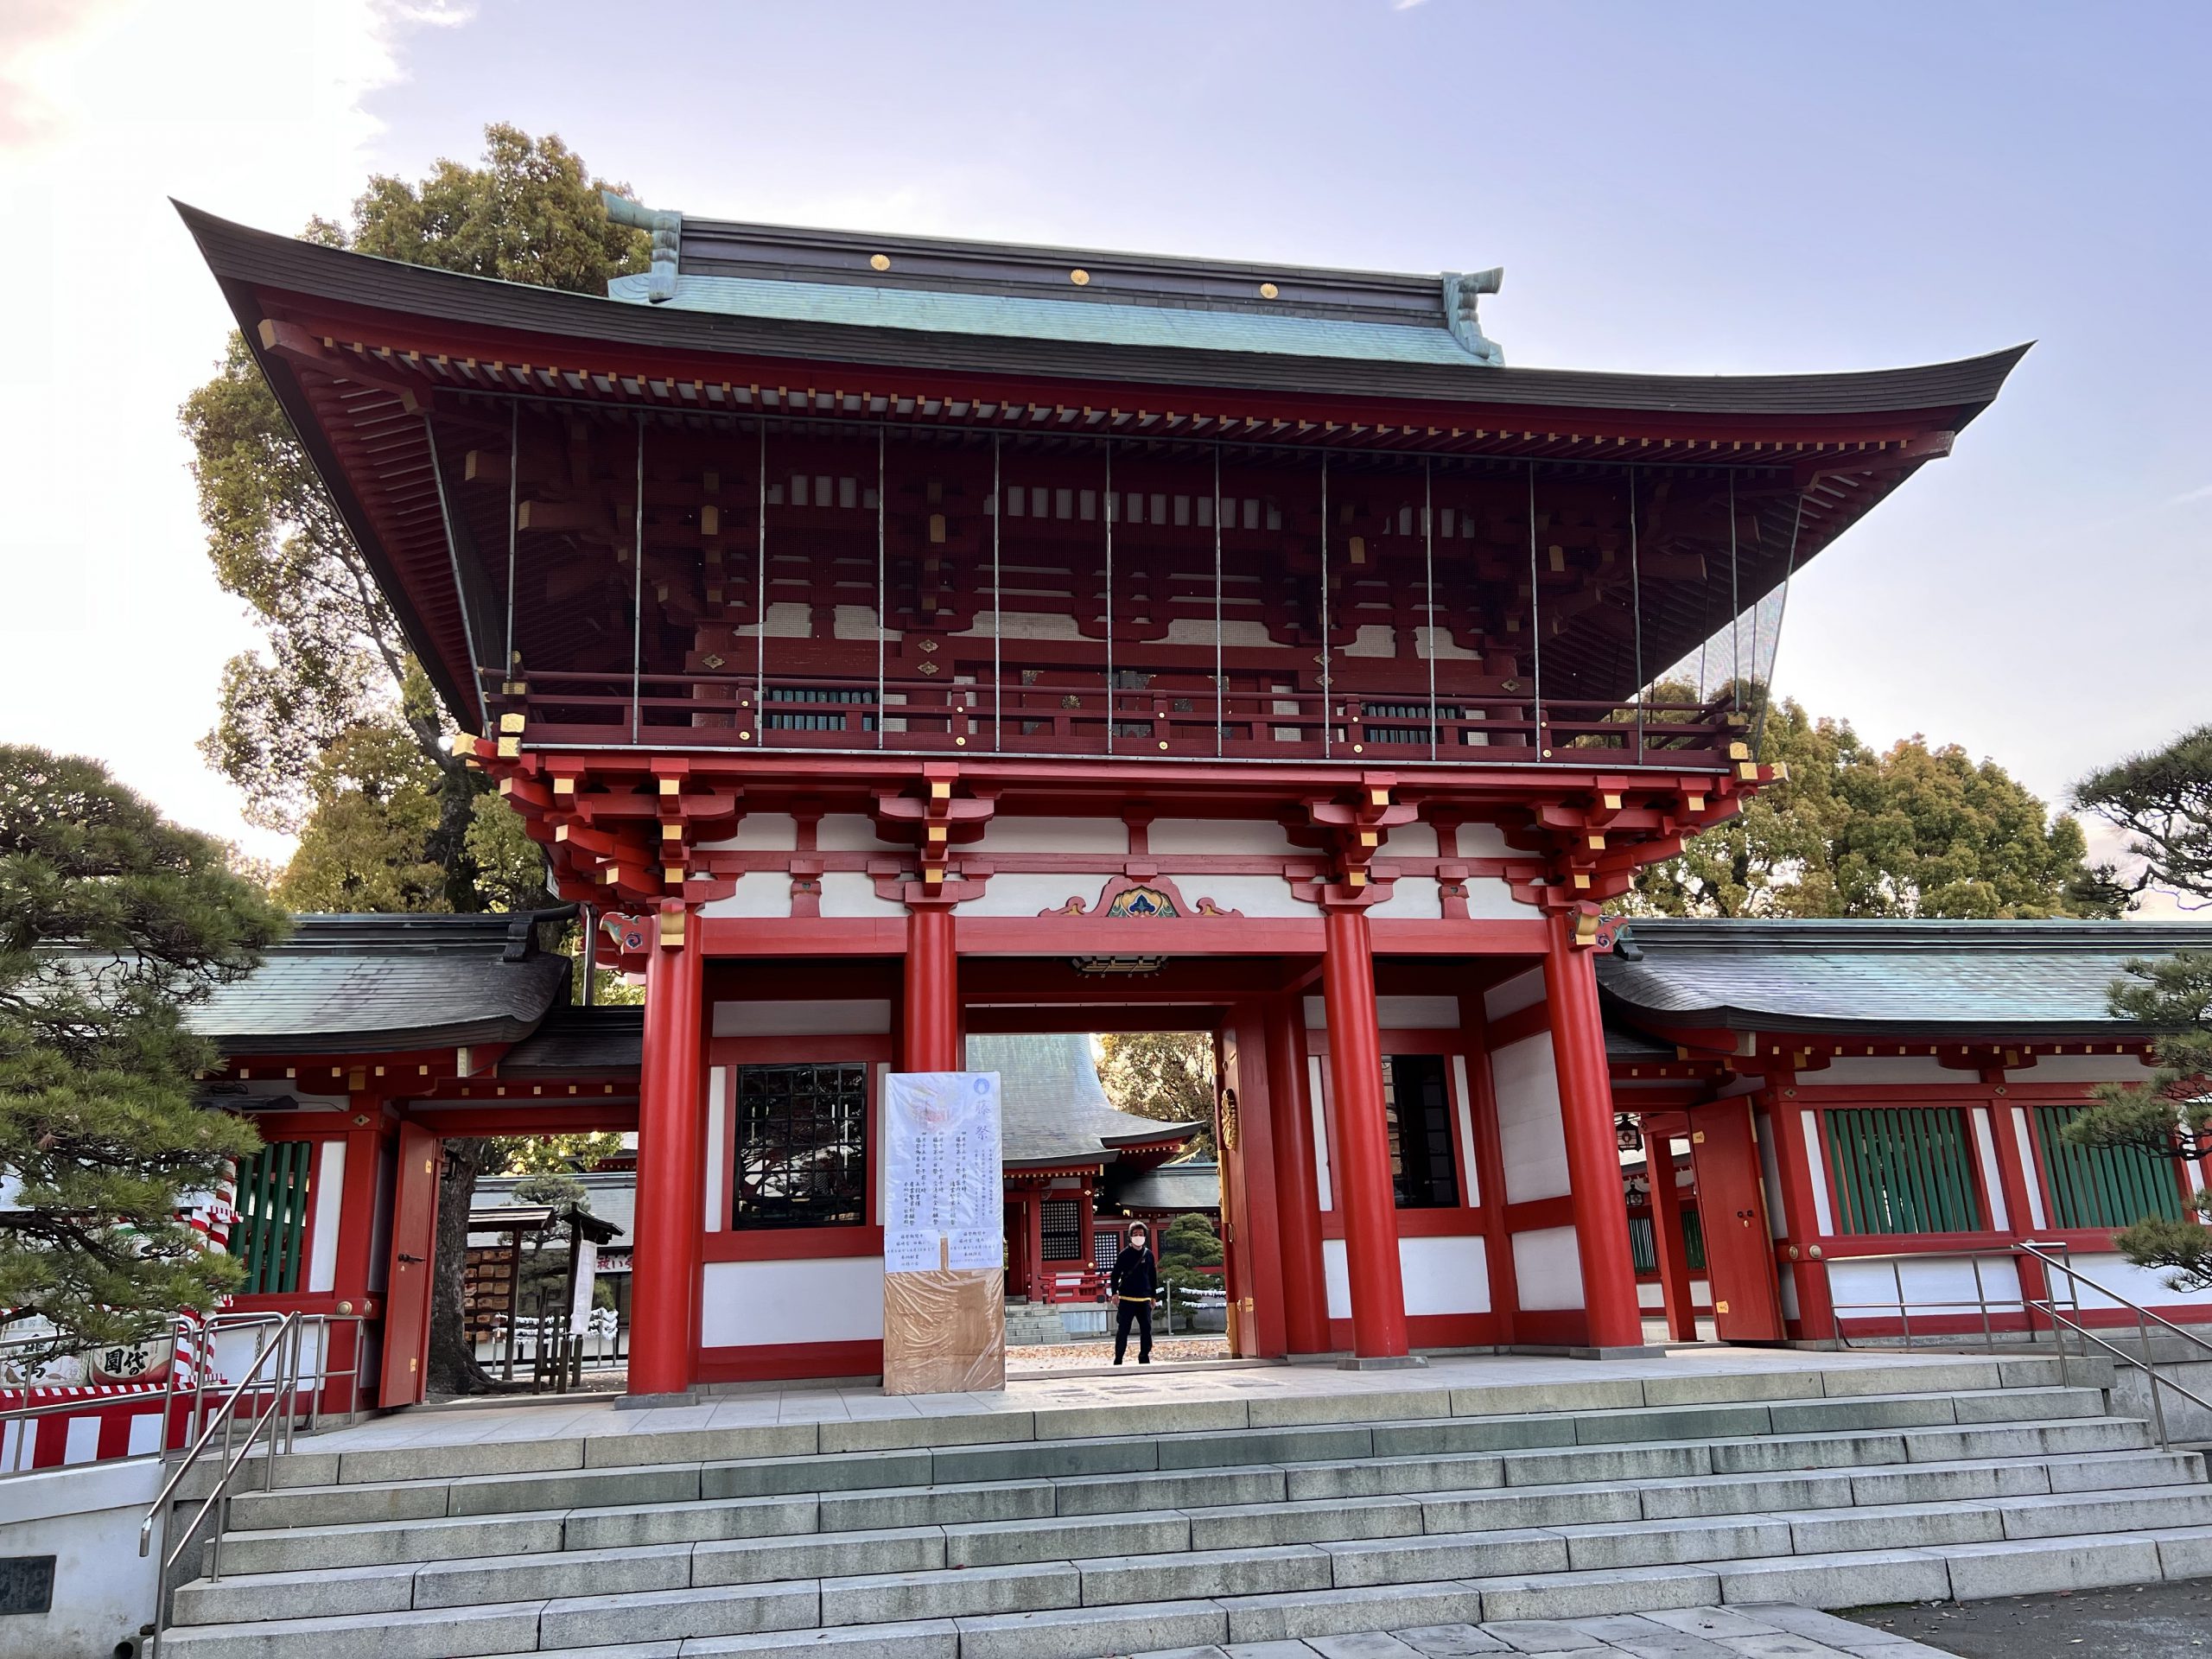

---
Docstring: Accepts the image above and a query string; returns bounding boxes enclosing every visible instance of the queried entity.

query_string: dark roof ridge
[1614,917,2212,954]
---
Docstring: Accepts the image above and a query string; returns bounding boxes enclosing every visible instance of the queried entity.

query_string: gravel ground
[1847,1581,2212,1657]
[1005,1336,1230,1372]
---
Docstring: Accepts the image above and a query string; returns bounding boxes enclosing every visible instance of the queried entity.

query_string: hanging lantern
[1614,1113,1643,1154]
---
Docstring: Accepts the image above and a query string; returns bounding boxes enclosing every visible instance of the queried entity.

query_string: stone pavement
[1125,1604,1957,1658]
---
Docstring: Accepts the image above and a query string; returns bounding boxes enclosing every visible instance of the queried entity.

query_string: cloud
[2167,482,2212,507]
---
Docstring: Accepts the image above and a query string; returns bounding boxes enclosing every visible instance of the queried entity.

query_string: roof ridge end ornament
[1441,267,1505,365]
[603,191,682,303]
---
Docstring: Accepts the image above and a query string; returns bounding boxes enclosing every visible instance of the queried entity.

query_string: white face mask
[1130,1232,1148,1249]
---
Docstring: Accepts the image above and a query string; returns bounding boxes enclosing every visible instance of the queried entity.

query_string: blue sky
[3,2,2206,893]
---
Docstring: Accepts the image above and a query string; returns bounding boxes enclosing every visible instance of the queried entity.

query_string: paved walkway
[308,1344,2009,1455]
[1124,1604,1954,1656]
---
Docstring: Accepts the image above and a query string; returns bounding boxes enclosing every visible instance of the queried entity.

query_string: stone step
[171,1480,2212,1629]
[207,1440,2205,1578]
[253,1356,2104,1496]
[216,1388,2130,1535]
[158,1522,2212,1658]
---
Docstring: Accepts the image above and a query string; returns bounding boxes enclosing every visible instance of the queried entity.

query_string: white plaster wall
[1456,875,1523,920]
[1179,874,1307,918]
[1452,1054,1479,1208]
[1815,1058,1964,1084]
[816,814,904,852]
[976,819,1126,854]
[2011,1105,2050,1229]
[1388,823,1440,857]
[702,874,790,918]
[1637,1279,1714,1312]
[1511,1226,1586,1311]
[955,609,1087,640]
[697,813,798,853]
[1400,1234,1490,1316]
[2065,1254,2212,1311]
[734,601,814,639]
[2008,1055,2161,1084]
[1302,995,1460,1030]
[1757,1111,1788,1238]
[1369,876,1445,919]
[1307,1055,1333,1211]
[1825,1255,2024,1322]
[958,873,1121,916]
[1456,823,1514,858]
[0,1457,162,1659]
[1147,818,1298,855]
[1321,1237,1351,1320]
[1483,967,1546,1021]
[818,873,906,918]
[1161,618,1275,647]
[1491,1034,1570,1203]
[306,1139,345,1294]
[713,999,893,1037]
[699,1257,887,1347]
[1971,1108,2011,1230]
[704,1068,727,1233]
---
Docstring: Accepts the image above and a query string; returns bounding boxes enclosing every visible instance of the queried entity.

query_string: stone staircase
[160,1354,2212,1659]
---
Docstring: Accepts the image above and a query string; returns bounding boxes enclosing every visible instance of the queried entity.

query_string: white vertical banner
[569,1238,599,1328]
[884,1071,1004,1273]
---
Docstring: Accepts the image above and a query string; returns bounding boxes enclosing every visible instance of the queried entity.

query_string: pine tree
[0,749,286,1366]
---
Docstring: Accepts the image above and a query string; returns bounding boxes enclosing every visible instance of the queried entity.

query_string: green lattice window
[2033,1104,2186,1230]
[1823,1107,1984,1236]
[1627,1207,1709,1274]
[232,1141,315,1294]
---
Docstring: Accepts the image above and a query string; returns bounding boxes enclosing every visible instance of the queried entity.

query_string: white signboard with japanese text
[883,1071,1003,1274]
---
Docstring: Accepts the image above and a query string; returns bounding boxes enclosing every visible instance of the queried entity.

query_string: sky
[1,1,2206,903]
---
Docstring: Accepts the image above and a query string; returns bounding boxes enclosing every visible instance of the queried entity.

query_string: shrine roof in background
[1599,918,2212,1040]
[190,909,574,1054]
[967,1031,1198,1170]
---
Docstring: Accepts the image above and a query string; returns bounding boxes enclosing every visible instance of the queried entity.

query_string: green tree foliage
[2061,727,2212,1288]
[1154,1214,1224,1332]
[1096,1031,1217,1159]
[181,129,647,1391]
[1633,692,2112,919]
[182,124,647,902]
[0,750,286,1366]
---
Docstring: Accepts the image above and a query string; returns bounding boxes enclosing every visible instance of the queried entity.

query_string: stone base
[1336,1353,1429,1371]
[611,1388,697,1410]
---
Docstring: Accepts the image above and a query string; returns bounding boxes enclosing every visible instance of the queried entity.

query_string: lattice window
[1040,1198,1084,1262]
[733,1064,868,1229]
[1360,702,1464,747]
[1822,1107,1984,1236]
[1383,1053,1459,1209]
[2033,1104,2186,1230]
[1627,1214,1657,1274]
[232,1141,314,1295]
[1092,1228,1122,1268]
[1681,1207,1707,1271]
[764,685,875,732]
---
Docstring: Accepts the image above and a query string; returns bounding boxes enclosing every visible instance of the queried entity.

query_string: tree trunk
[427,747,485,915]
[425,1135,499,1395]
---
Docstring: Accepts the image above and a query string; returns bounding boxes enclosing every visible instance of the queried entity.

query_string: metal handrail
[2016,1242,2212,1449]
[1817,1240,2212,1450]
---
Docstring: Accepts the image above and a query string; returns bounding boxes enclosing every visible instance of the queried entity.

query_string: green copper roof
[607,271,1487,366]
[1599,918,2212,1038]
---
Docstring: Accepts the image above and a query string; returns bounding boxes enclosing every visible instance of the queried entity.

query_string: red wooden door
[378,1125,441,1407]
[1688,1099,1786,1343]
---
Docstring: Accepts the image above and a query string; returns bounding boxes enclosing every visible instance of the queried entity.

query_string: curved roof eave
[178,203,2028,423]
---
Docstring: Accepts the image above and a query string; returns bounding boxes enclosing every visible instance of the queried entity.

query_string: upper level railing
[491,664,1744,768]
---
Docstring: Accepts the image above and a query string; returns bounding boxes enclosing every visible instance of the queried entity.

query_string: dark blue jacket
[1109,1244,1159,1300]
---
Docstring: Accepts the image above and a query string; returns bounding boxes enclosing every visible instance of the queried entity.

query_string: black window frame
[730,1061,870,1230]
[1382,1052,1460,1210]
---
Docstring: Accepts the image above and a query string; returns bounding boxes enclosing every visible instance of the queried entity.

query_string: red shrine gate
[184,198,2018,1395]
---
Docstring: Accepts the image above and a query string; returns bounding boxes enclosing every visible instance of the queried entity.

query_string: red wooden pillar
[1759,1080,1835,1340]
[902,906,958,1071]
[1027,1194,1045,1299]
[1223,1002,1287,1358]
[1321,906,1409,1361]
[628,912,706,1398]
[1541,911,1644,1351]
[1265,995,1330,1354]
[1645,1131,1700,1344]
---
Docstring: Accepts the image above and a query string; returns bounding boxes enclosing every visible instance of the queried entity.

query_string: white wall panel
[1511,1227,1585,1311]
[958,873,1121,915]
[1483,967,1546,1021]
[1452,1054,1479,1207]
[2012,1106,2049,1229]
[1388,823,1440,857]
[1370,876,1444,919]
[1181,874,1307,917]
[714,999,892,1037]
[1816,1058,1961,1084]
[1825,1254,2023,1322]
[817,873,906,917]
[702,874,789,918]
[1320,1238,1351,1319]
[1400,1235,1489,1315]
[699,1257,886,1346]
[1303,995,1460,1030]
[1491,1035,1569,1203]
[1463,876,1526,919]
[1456,823,1514,858]
[696,814,797,853]
[2007,1055,2161,1084]
[703,1068,727,1233]
[976,819,1125,854]
[815,815,903,852]
[306,1140,345,1294]
[1971,1108,2010,1230]
[1147,818,1299,855]
[2067,1254,2212,1310]
[1308,1055,1333,1211]
[1800,1109,1834,1236]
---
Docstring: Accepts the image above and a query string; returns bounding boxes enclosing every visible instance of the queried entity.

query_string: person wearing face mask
[1108,1220,1159,1365]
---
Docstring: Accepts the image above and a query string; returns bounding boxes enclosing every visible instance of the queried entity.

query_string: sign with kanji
[884,1071,1002,1273]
